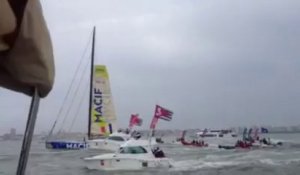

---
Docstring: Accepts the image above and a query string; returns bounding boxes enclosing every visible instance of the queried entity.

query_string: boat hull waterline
[46,141,87,150]
[84,155,173,170]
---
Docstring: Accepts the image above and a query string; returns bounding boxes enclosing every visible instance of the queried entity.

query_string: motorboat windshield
[119,146,148,154]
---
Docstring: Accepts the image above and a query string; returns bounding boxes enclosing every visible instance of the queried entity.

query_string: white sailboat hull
[87,132,131,151]
[87,139,124,151]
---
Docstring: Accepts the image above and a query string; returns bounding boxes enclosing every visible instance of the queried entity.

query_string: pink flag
[150,105,173,129]
[129,114,142,129]
[154,105,173,121]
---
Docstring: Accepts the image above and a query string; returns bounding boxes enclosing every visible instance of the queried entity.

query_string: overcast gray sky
[1,0,300,134]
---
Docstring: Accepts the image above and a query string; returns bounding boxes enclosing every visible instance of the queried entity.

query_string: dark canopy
[0,0,54,97]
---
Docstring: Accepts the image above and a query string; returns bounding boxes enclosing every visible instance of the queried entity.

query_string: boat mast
[88,26,96,139]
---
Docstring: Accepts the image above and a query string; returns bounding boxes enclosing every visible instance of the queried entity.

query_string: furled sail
[90,65,117,138]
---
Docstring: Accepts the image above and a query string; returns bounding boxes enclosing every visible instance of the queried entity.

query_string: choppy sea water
[1,133,300,175]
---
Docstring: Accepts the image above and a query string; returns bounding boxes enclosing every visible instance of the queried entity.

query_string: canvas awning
[0,0,54,97]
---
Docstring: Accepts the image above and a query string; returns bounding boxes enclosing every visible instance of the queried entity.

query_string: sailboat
[46,27,124,150]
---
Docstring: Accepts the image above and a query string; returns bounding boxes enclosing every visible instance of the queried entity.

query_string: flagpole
[148,104,173,149]
[148,106,157,149]
[148,123,155,150]
[150,104,158,138]
[150,102,158,140]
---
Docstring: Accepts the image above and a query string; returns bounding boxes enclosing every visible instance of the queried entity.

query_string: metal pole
[16,88,40,175]
[88,26,96,140]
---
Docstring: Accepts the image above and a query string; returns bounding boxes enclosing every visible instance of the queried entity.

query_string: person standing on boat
[152,147,165,158]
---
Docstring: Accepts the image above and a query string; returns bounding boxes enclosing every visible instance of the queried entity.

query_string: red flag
[129,114,142,129]
[150,105,173,129]
[154,105,173,121]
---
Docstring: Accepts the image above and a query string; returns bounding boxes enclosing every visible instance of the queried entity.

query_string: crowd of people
[191,140,206,146]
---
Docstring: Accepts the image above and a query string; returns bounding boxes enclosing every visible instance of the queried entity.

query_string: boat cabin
[117,139,165,158]
[107,135,127,142]
[90,132,131,143]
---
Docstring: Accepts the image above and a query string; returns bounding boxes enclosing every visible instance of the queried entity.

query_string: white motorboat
[196,129,238,146]
[251,138,283,148]
[196,129,237,138]
[87,132,131,151]
[83,139,173,170]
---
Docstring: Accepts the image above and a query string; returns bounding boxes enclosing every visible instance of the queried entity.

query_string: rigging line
[67,82,89,133]
[46,31,93,140]
[57,53,91,134]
